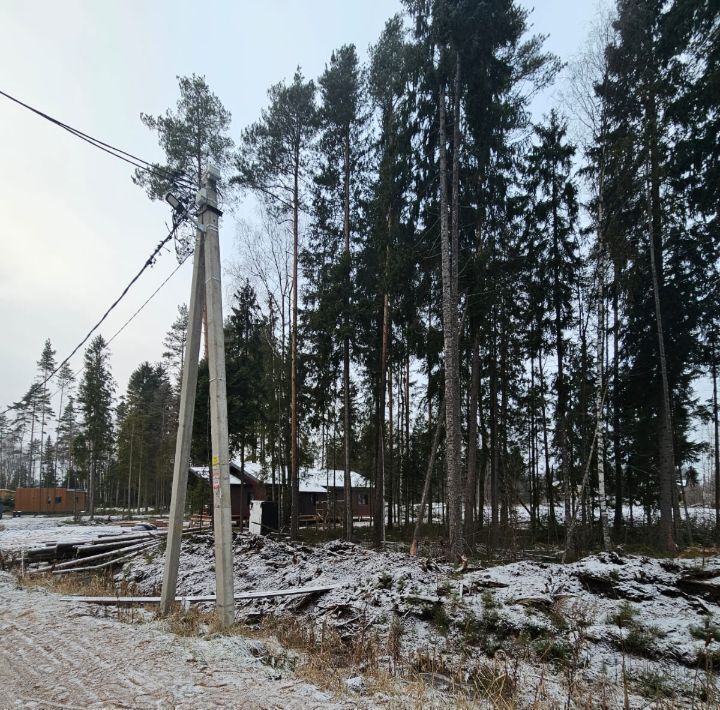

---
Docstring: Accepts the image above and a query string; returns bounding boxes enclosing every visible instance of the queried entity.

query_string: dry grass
[17,569,119,596]
[17,570,154,625]
[162,606,204,636]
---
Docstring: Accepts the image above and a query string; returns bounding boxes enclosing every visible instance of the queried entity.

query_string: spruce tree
[78,336,115,518]
[56,396,78,488]
[524,110,580,529]
[226,281,272,473]
[600,0,710,550]
[35,339,56,485]
[162,304,189,384]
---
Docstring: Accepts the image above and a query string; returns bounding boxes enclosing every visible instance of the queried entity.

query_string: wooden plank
[59,583,342,605]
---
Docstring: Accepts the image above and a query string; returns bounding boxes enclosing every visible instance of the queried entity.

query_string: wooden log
[59,583,343,605]
[85,531,163,545]
[74,536,160,554]
[52,543,161,575]
[30,540,160,574]
[86,525,206,546]
[18,525,206,570]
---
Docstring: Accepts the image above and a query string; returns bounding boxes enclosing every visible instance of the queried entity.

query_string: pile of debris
[120,533,720,705]
[10,524,199,575]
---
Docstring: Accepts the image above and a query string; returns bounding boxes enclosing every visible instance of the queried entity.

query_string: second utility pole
[160,166,234,628]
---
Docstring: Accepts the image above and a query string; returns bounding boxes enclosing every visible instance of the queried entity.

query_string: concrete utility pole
[202,168,235,628]
[160,167,234,627]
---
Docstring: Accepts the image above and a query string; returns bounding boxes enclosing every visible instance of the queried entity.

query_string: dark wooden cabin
[189,463,266,525]
[190,461,372,525]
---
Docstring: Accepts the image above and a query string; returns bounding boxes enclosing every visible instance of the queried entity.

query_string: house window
[55,496,62,504]
[358,493,369,506]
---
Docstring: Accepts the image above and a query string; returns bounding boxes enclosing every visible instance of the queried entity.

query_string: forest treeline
[1,0,718,556]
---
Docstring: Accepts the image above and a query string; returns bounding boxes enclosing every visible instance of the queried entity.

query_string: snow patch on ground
[122,535,720,707]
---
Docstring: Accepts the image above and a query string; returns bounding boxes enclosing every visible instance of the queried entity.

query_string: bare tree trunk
[713,340,719,543]
[499,306,509,529]
[387,363,394,529]
[136,425,144,516]
[126,419,134,519]
[373,275,390,547]
[478,390,488,529]
[410,399,445,556]
[596,258,611,550]
[439,69,463,559]
[342,127,353,541]
[405,349,411,526]
[490,313,499,531]
[646,160,675,552]
[464,334,480,543]
[529,356,538,532]
[552,190,570,528]
[537,340,555,532]
[39,383,47,484]
[612,272,624,531]
[28,397,37,486]
[278,293,290,528]
[290,156,300,539]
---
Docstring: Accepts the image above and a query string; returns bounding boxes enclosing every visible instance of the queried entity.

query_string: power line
[0,88,196,190]
[106,254,190,349]
[0,210,192,419]
[44,254,191,409]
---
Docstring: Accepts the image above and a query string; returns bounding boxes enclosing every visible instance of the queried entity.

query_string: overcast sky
[0,0,602,413]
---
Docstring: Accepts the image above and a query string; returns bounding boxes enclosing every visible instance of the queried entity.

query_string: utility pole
[160,167,234,627]
[203,168,235,628]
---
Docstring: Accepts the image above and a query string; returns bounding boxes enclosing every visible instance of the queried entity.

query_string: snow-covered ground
[0,515,130,553]
[6,515,720,705]
[0,571,369,709]
[122,534,720,707]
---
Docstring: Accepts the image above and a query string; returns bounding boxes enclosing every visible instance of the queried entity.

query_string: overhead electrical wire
[0,89,200,419]
[0,88,196,190]
[0,201,193,419]
[39,254,192,409]
[105,254,190,349]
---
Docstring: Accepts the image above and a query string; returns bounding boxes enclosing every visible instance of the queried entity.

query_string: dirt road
[0,572,356,709]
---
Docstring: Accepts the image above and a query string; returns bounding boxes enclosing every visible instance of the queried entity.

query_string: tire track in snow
[0,574,359,709]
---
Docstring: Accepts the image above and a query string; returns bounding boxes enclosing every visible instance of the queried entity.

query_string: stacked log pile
[18,526,203,575]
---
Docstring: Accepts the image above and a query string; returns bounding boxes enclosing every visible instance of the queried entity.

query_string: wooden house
[189,460,372,526]
[189,462,266,525]
[296,468,372,520]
